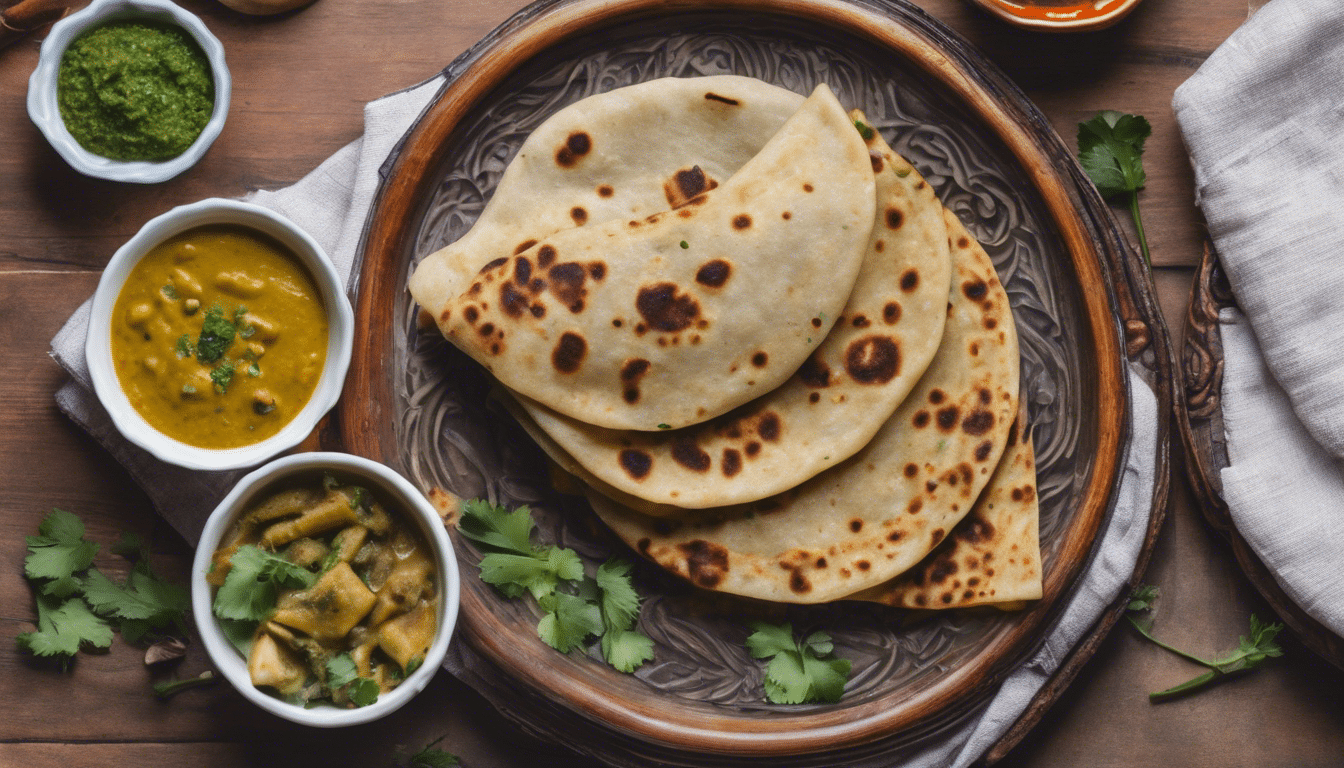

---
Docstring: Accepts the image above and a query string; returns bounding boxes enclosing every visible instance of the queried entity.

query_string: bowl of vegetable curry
[193,452,459,726]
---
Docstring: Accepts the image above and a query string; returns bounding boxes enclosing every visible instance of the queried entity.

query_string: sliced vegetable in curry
[209,474,438,708]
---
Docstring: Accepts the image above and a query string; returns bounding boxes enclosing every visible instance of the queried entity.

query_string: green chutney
[57,21,214,161]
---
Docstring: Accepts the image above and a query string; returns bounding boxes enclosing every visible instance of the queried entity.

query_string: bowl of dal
[26,0,230,183]
[86,198,353,471]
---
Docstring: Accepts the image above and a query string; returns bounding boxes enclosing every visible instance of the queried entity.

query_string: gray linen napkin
[51,74,1158,765]
[1173,0,1344,638]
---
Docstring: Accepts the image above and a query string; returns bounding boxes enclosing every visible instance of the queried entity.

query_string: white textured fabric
[52,73,1159,764]
[1219,309,1344,637]
[48,75,444,543]
[1173,0,1344,641]
[1173,0,1344,458]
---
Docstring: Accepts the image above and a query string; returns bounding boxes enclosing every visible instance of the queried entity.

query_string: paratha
[850,404,1041,610]
[584,209,1020,603]
[408,76,808,322]
[513,120,951,508]
[426,84,876,431]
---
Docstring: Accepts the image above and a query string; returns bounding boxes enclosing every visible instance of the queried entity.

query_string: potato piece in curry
[209,474,438,708]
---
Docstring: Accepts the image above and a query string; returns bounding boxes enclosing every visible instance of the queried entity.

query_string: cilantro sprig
[1125,584,1284,702]
[326,653,380,707]
[1077,111,1153,265]
[457,499,653,672]
[403,737,460,768]
[746,621,851,704]
[212,544,318,622]
[18,509,189,668]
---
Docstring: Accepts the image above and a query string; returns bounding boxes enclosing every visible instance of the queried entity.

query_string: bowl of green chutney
[27,0,230,183]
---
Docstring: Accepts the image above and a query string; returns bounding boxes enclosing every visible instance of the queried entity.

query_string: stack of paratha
[409,76,1041,609]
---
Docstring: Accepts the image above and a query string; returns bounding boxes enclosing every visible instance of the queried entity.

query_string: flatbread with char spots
[430,84,876,431]
[583,210,1019,603]
[512,120,951,509]
[409,76,810,328]
[848,404,1041,610]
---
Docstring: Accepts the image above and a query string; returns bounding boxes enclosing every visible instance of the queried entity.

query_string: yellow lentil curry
[110,225,327,449]
[209,474,439,707]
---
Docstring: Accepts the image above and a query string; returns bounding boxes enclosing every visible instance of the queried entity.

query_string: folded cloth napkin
[1173,0,1344,640]
[50,73,1159,765]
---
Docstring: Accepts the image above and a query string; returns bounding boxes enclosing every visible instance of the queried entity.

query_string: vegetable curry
[110,225,327,449]
[209,474,438,708]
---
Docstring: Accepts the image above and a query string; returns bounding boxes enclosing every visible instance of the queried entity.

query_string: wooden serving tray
[339,0,1173,763]
[1178,241,1344,671]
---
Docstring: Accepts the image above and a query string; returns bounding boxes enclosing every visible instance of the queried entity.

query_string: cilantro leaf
[478,548,583,600]
[25,509,99,597]
[1124,585,1284,702]
[82,563,189,641]
[195,306,237,363]
[747,622,850,704]
[595,559,642,632]
[537,591,604,653]
[210,361,236,394]
[347,677,380,707]
[17,592,114,662]
[212,545,317,622]
[1077,111,1153,265]
[601,628,655,673]
[327,653,359,689]
[853,119,875,141]
[457,499,537,555]
[407,738,460,768]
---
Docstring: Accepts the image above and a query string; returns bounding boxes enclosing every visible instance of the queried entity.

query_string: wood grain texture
[4,0,1343,765]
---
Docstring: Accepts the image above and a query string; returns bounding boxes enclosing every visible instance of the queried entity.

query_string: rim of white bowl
[85,198,354,472]
[191,452,460,727]
[26,0,231,183]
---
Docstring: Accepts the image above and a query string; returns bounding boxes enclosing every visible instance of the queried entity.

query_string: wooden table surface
[4,0,1344,765]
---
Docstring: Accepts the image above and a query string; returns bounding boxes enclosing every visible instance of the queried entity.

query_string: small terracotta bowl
[968,0,1143,32]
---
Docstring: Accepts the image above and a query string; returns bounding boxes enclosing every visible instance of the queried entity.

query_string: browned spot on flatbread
[758,412,781,441]
[913,410,931,428]
[808,392,821,403]
[671,437,711,472]
[963,279,988,301]
[500,282,528,318]
[849,519,863,532]
[665,166,716,209]
[514,239,537,255]
[870,152,884,173]
[789,569,812,594]
[479,256,508,274]
[678,540,729,588]
[551,332,586,374]
[537,245,557,269]
[597,185,614,198]
[636,283,700,332]
[571,207,588,225]
[732,214,752,230]
[974,441,994,462]
[929,559,957,584]
[751,352,768,368]
[555,131,591,167]
[745,441,761,457]
[695,259,731,288]
[886,207,904,229]
[619,449,652,480]
[904,463,918,478]
[900,269,919,292]
[936,405,960,431]
[588,262,606,281]
[883,302,901,324]
[929,389,946,405]
[798,355,831,388]
[931,528,946,546]
[548,262,587,312]
[908,498,923,514]
[722,449,742,478]
[464,306,479,324]
[845,336,899,384]
[703,92,739,105]
[962,410,995,436]
[958,516,996,544]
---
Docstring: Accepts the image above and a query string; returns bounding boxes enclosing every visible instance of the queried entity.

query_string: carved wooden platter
[1179,242,1344,671]
[340,0,1172,763]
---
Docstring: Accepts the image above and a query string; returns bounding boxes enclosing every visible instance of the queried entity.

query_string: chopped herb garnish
[853,119,875,140]
[210,361,236,394]
[195,306,237,363]
[161,284,179,300]
[247,362,261,377]
[657,423,671,430]
[181,384,197,394]
[680,241,689,249]
[174,334,194,359]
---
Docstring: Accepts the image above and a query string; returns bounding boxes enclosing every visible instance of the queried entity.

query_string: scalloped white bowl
[192,453,460,727]
[27,0,230,183]
[85,198,353,472]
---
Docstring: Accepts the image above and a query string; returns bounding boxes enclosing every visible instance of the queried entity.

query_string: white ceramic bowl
[192,452,460,727]
[26,0,230,183]
[85,198,354,471]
